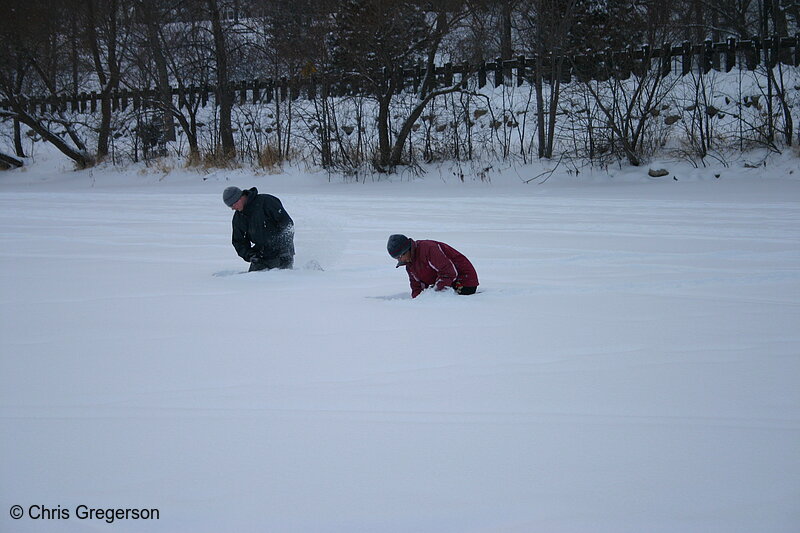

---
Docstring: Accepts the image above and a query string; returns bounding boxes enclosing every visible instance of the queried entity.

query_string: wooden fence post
[636,45,650,77]
[681,41,692,75]
[573,53,591,82]
[765,36,777,69]
[744,39,759,70]
[702,40,713,74]
[711,40,722,71]
[444,62,453,86]
[779,35,794,65]
[725,38,736,72]
[661,43,673,76]
[623,47,635,79]
[593,50,608,82]
[251,79,259,103]
[265,79,273,104]
[516,56,525,86]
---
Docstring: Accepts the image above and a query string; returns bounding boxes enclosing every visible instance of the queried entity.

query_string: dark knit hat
[387,234,413,266]
[223,186,243,207]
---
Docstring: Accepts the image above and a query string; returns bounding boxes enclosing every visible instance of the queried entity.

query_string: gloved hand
[247,251,264,263]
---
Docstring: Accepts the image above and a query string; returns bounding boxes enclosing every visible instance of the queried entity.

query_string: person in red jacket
[387,234,479,298]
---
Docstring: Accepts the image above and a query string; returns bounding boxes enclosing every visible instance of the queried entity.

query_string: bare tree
[500,0,515,60]
[0,0,92,167]
[207,0,236,159]
[84,0,132,160]
[134,0,177,143]
[329,0,470,171]
[517,0,578,159]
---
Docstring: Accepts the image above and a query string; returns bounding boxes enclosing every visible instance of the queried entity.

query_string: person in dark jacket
[387,234,479,298]
[223,186,295,271]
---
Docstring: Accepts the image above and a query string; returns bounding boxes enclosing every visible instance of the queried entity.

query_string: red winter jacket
[402,240,479,298]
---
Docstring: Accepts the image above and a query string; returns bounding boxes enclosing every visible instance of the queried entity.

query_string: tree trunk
[6,107,93,168]
[545,61,562,158]
[693,0,705,42]
[13,119,24,157]
[71,16,80,94]
[28,59,89,155]
[770,0,788,35]
[12,60,26,157]
[377,91,392,169]
[98,95,112,158]
[0,151,24,169]
[142,0,176,142]
[500,1,513,60]
[534,55,546,159]
[86,0,121,160]
[389,85,463,168]
[209,0,235,159]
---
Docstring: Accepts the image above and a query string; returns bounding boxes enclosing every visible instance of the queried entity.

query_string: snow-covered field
[1,155,799,532]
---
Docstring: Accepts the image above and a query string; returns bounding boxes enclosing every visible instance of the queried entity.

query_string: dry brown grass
[186,146,239,169]
[257,144,284,171]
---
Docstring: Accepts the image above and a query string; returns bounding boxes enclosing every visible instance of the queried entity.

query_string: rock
[648,168,670,177]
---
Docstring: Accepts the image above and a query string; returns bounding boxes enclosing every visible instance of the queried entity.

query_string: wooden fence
[2,35,798,115]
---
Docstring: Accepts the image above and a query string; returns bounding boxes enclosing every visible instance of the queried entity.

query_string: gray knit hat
[387,234,413,267]
[223,186,243,207]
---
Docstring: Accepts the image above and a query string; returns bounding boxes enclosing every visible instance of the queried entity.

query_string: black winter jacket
[231,188,295,262]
